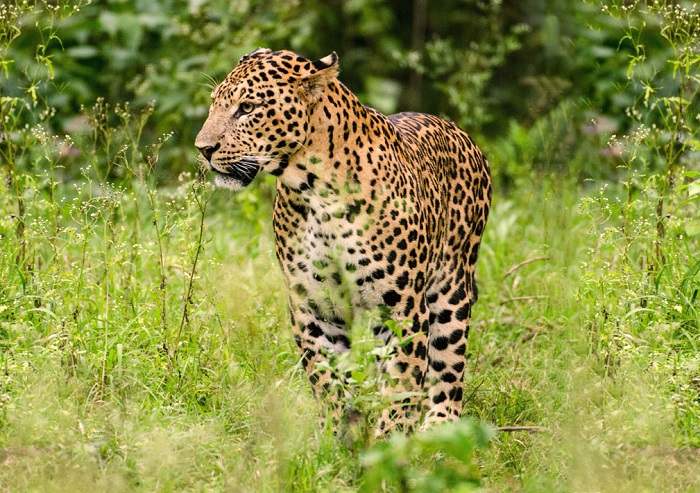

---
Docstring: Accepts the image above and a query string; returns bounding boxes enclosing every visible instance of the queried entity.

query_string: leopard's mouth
[206,159,260,189]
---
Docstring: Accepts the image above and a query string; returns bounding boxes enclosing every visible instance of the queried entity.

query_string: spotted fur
[195,49,491,434]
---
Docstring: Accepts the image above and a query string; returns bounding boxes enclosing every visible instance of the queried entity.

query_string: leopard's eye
[239,102,255,114]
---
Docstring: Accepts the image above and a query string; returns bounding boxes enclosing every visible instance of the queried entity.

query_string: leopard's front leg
[290,303,352,430]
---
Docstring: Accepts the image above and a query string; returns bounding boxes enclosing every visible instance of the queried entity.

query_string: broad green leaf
[350,370,367,383]
[684,219,700,237]
[688,180,700,198]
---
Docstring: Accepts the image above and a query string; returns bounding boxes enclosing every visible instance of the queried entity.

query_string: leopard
[195,48,491,435]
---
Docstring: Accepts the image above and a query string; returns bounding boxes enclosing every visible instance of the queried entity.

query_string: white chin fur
[214,174,244,191]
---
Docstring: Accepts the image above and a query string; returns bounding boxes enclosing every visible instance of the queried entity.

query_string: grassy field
[1,148,699,492]
[3,1,700,489]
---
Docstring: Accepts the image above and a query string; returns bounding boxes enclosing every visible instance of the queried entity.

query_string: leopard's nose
[196,142,221,162]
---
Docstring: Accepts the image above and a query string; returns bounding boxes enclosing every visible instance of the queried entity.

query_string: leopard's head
[195,48,339,190]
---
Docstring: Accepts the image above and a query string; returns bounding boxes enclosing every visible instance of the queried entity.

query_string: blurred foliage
[360,419,494,492]
[2,0,697,185]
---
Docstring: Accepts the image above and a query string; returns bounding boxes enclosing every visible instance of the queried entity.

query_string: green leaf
[684,220,700,237]
[350,370,367,383]
[396,331,420,347]
[688,180,700,198]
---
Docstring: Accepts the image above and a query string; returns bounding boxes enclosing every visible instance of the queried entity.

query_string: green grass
[2,165,699,492]
[3,0,700,489]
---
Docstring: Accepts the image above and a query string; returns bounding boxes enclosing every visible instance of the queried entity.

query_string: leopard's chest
[280,196,389,322]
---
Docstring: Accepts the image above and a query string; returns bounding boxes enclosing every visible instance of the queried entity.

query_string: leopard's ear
[300,52,339,104]
[312,52,338,72]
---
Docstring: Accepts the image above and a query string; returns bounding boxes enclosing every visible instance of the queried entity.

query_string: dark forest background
[4,0,652,184]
